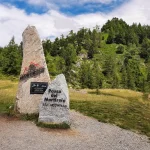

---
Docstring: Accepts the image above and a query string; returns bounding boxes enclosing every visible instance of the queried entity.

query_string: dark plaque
[30,82,48,94]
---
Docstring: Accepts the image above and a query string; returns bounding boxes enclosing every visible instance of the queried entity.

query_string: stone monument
[39,74,70,124]
[15,26,50,114]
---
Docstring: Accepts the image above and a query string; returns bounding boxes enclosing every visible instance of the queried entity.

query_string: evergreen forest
[1,17,150,92]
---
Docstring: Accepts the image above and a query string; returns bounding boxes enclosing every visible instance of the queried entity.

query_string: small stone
[39,74,70,124]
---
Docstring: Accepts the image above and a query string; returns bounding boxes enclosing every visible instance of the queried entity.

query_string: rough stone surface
[15,26,50,114]
[39,74,70,124]
[0,111,150,150]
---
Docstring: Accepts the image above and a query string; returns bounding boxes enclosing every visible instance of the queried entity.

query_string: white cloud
[110,0,150,25]
[0,4,75,46]
[0,4,108,47]
[0,0,150,47]
[74,13,109,29]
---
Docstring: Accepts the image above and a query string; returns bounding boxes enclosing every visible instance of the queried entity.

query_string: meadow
[0,80,150,137]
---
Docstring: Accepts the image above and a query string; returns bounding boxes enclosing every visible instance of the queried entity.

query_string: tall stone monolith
[15,26,50,114]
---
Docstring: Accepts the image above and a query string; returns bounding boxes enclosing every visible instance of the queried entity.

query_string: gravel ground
[0,110,150,150]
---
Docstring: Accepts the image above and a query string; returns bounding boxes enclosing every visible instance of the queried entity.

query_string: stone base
[38,115,70,124]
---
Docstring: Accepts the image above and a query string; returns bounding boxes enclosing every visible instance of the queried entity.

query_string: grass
[0,80,150,136]
[70,89,150,137]
[20,113,39,121]
[0,80,18,113]
[37,122,70,129]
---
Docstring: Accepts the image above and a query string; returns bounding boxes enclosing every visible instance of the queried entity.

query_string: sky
[0,0,150,47]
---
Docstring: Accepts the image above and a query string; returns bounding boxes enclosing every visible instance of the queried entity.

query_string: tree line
[0,18,150,92]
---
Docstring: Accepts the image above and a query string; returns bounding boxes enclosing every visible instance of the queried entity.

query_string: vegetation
[0,18,150,91]
[37,122,70,129]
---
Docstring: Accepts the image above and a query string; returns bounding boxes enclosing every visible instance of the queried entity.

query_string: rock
[39,74,70,124]
[15,26,50,114]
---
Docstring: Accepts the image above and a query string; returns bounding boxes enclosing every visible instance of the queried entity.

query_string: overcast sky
[0,0,150,47]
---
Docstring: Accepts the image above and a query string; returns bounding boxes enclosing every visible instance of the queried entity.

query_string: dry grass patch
[70,89,129,104]
[100,89,143,99]
[0,80,18,104]
[0,80,18,113]
[87,89,143,99]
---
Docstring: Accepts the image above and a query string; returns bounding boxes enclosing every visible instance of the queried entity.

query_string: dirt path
[0,111,150,150]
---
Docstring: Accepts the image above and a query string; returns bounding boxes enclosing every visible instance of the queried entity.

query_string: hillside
[0,18,150,92]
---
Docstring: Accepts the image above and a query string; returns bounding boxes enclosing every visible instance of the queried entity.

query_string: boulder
[39,74,70,124]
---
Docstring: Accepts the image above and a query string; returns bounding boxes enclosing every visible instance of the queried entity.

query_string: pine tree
[1,37,22,75]
[62,44,77,66]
